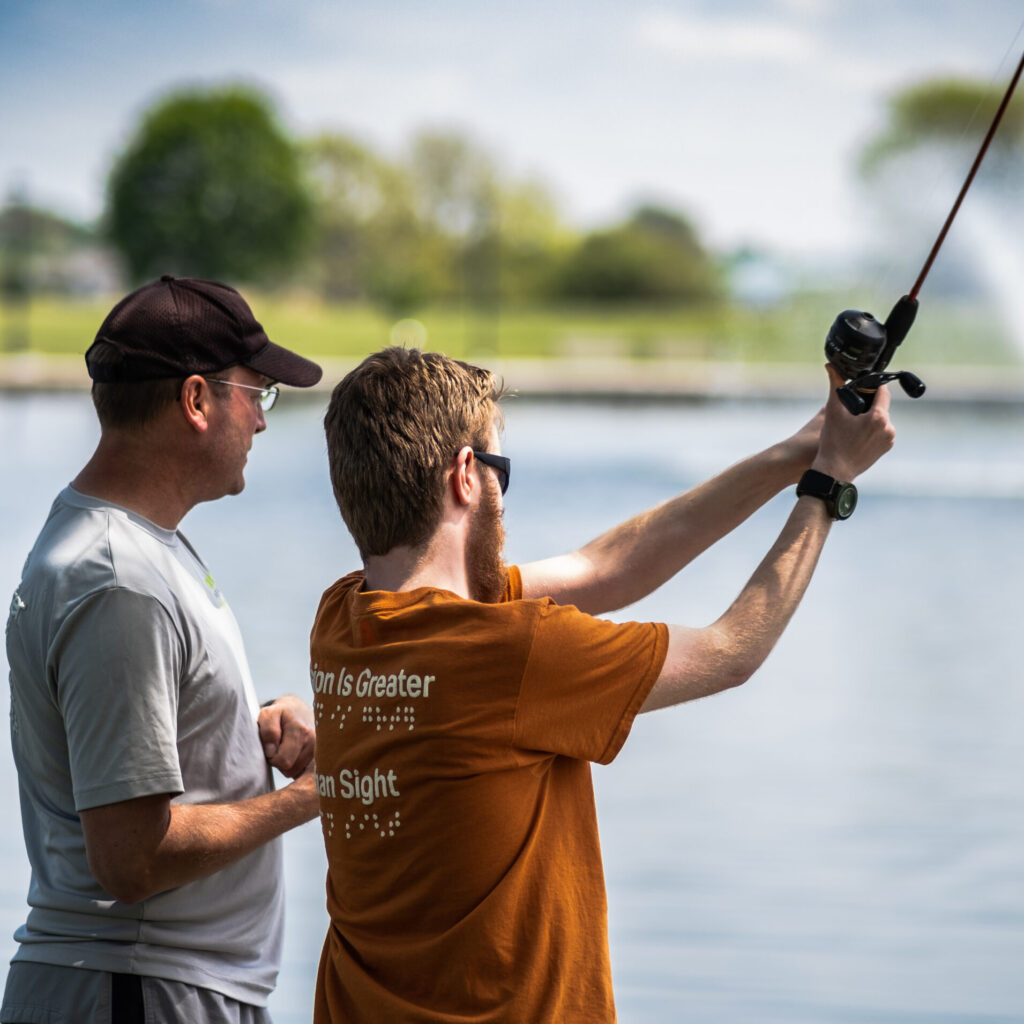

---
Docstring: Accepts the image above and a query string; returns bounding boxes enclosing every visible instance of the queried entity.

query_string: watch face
[836,484,858,519]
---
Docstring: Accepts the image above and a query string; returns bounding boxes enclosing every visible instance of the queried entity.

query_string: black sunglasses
[472,451,511,495]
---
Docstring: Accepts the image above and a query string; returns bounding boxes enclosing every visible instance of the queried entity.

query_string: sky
[2,0,1023,263]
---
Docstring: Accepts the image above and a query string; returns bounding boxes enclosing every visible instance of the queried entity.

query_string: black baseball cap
[85,275,323,387]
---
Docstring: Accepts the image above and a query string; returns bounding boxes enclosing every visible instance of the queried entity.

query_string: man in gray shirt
[3,276,323,1023]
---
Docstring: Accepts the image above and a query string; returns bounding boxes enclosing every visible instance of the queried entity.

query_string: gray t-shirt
[5,487,284,1006]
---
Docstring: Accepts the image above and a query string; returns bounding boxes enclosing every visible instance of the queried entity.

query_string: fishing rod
[826,44,1024,414]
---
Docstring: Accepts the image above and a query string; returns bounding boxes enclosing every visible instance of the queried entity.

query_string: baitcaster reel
[825,295,926,415]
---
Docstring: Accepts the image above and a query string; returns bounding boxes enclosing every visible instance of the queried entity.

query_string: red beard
[466,480,507,603]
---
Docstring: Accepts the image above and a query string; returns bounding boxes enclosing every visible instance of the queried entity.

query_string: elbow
[706,659,755,697]
[87,855,161,905]
[724,663,756,692]
[704,624,764,693]
[644,624,757,712]
[109,884,152,906]
[714,665,752,694]
[723,645,761,690]
[95,869,155,905]
[80,793,175,904]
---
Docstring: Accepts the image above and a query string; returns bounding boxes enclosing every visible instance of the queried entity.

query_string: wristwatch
[796,469,858,520]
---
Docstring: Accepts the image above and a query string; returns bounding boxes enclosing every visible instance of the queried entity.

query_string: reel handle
[836,370,926,415]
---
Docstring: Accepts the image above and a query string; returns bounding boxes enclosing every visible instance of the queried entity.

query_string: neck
[72,432,196,530]
[363,523,470,599]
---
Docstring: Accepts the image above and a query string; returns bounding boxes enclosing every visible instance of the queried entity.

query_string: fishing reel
[825,294,926,415]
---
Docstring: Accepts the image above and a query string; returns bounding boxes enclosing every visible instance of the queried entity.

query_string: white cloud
[636,10,816,63]
[274,59,471,142]
[776,0,833,18]
[636,8,911,92]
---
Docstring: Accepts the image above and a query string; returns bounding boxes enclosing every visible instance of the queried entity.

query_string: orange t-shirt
[309,566,669,1023]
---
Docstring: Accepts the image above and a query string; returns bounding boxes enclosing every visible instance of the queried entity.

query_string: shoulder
[315,570,364,611]
[519,595,667,671]
[311,570,364,638]
[23,491,203,623]
[20,492,120,603]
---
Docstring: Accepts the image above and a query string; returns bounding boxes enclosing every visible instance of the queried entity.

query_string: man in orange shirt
[310,346,894,1022]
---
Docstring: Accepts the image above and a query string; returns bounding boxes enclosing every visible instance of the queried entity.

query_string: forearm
[155,777,318,889]
[83,775,319,903]
[642,496,831,711]
[713,494,832,681]
[530,441,804,615]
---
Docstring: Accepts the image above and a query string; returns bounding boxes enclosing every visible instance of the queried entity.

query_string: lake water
[1,388,1023,1022]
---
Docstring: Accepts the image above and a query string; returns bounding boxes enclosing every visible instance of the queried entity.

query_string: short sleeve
[52,588,185,810]
[513,603,668,764]
[503,566,523,602]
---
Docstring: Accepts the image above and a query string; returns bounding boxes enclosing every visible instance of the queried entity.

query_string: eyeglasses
[205,378,280,412]
[472,451,510,495]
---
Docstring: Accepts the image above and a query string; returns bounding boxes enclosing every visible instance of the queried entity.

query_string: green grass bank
[1,292,1021,402]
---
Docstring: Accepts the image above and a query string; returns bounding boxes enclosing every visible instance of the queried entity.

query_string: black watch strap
[796,469,858,520]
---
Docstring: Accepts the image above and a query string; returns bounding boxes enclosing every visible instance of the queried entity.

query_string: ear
[450,446,476,507]
[179,375,213,433]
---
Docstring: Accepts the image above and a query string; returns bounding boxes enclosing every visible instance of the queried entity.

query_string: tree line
[3,86,722,316]
[3,74,1020,318]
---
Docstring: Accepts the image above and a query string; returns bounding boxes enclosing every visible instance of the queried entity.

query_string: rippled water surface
[2,390,1023,1022]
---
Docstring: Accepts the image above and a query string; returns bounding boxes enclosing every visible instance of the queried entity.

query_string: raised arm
[641,365,894,712]
[519,396,826,615]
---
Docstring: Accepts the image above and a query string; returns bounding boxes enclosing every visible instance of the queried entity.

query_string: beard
[466,481,508,603]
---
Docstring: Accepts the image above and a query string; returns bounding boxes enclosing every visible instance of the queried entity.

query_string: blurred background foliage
[106,88,313,284]
[1,77,1020,364]
[98,83,725,312]
[859,76,1024,177]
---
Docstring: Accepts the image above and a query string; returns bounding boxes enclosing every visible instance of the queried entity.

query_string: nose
[255,403,267,434]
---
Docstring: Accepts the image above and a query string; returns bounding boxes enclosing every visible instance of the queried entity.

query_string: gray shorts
[1,962,273,1024]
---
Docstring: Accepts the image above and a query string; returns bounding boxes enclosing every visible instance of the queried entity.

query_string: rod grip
[883,294,919,349]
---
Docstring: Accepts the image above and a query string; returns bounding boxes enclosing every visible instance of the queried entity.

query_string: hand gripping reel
[825,296,926,415]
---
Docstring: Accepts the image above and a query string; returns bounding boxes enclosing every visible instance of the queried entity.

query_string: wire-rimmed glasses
[205,378,280,412]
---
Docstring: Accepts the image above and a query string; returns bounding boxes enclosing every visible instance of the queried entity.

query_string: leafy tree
[401,130,572,307]
[858,75,1024,298]
[105,86,313,283]
[303,133,445,314]
[493,179,573,302]
[307,128,717,313]
[557,205,720,303]
[402,130,500,308]
[305,134,409,301]
[860,77,1024,177]
[405,130,497,239]
[304,128,572,316]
